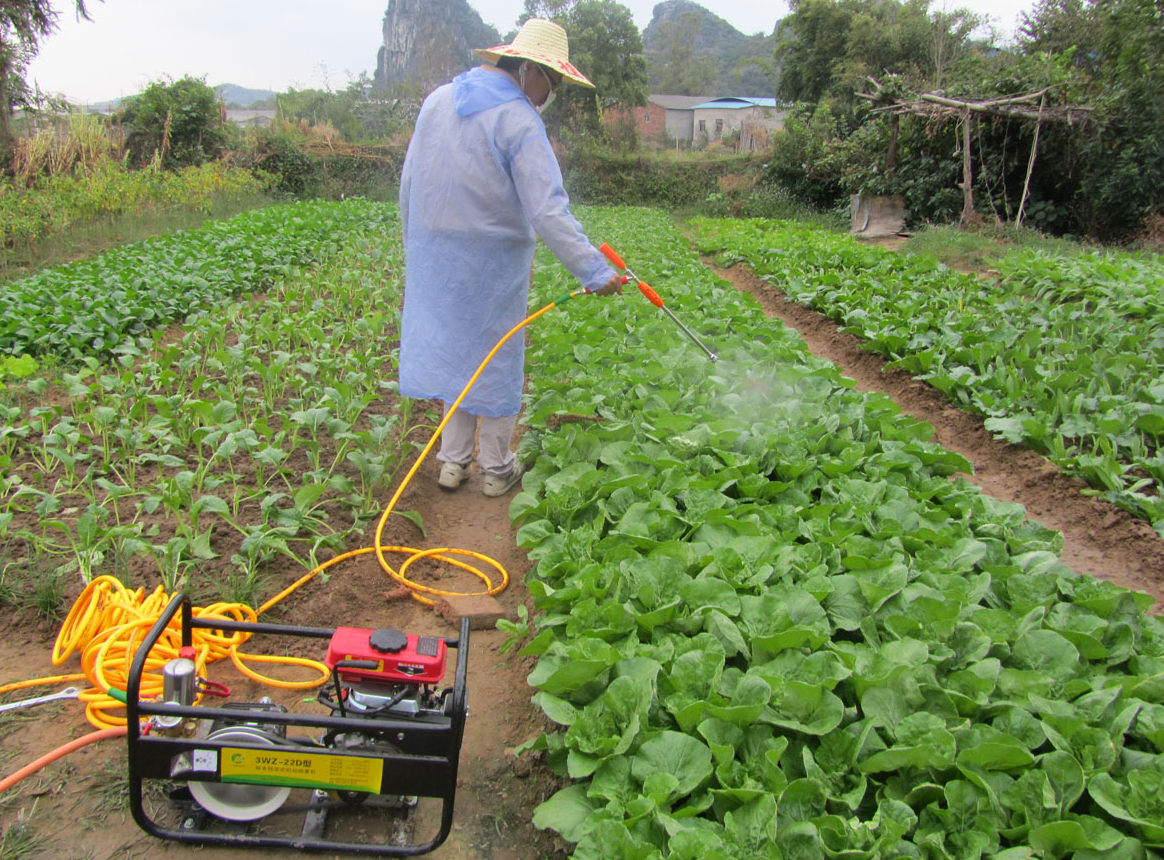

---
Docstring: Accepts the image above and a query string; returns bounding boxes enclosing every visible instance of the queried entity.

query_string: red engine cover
[326,627,447,685]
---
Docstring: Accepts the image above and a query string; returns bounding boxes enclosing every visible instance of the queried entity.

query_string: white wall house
[225,109,278,128]
[691,98,786,150]
[607,95,788,151]
[648,95,716,144]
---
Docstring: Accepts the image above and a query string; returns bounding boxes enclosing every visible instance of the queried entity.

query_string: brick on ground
[434,594,510,630]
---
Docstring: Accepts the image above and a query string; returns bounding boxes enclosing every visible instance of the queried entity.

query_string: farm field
[1,202,1163,859]
[688,219,1164,541]
[0,200,561,860]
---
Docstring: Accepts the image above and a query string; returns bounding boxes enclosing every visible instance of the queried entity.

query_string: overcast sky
[27,0,1033,105]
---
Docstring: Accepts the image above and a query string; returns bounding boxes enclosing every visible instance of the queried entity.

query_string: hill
[215,84,277,107]
[375,0,501,92]
[642,0,777,96]
[79,83,276,112]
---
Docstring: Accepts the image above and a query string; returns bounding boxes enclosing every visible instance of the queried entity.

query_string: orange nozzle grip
[598,242,626,270]
[638,281,664,308]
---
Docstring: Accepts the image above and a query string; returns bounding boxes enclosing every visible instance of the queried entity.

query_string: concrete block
[435,594,510,631]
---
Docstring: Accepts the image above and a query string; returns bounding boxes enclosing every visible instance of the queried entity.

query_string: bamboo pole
[1016,95,1045,229]
[959,109,974,228]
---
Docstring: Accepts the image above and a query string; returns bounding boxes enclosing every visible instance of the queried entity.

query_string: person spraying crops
[398,18,623,497]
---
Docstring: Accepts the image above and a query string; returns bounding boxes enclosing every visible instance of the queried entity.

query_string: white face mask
[519,62,556,114]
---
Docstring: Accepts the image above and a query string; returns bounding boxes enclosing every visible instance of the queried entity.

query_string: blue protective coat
[398,66,616,417]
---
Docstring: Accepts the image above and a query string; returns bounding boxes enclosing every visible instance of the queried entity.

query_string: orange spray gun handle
[600,243,665,307]
[636,281,664,308]
[598,242,626,270]
[599,241,718,362]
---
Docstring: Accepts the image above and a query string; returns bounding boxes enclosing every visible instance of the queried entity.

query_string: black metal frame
[125,593,469,856]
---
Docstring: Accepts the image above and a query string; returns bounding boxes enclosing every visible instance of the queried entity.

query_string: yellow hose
[2,296,578,730]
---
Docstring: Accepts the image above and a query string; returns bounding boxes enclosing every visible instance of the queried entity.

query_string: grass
[209,563,275,608]
[0,816,43,860]
[676,186,848,233]
[0,191,277,284]
[0,711,44,773]
[902,222,1097,272]
[0,547,68,621]
[84,757,130,820]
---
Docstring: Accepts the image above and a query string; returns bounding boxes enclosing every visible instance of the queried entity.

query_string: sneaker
[438,461,471,491]
[482,462,525,497]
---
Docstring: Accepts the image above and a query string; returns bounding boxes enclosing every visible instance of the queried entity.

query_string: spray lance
[599,243,718,363]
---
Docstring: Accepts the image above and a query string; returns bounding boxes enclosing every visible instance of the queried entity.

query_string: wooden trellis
[856,79,1093,228]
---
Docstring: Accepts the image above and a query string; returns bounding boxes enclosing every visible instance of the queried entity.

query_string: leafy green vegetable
[0,200,392,361]
[688,216,1164,538]
[509,206,1164,860]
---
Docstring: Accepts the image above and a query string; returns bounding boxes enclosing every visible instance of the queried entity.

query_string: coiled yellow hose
[1,294,580,730]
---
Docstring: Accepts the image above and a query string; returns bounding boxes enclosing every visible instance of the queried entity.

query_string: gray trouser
[436,402,517,476]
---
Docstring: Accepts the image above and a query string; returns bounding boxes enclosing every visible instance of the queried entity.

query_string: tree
[1018,0,1101,70]
[277,87,361,140]
[518,0,574,24]
[926,6,982,88]
[0,1,97,165]
[272,76,420,143]
[121,76,229,169]
[774,0,981,105]
[1078,0,1164,235]
[735,54,779,102]
[542,0,648,139]
[774,0,858,103]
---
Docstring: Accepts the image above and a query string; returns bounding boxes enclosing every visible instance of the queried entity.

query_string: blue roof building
[691,97,786,150]
[691,97,779,110]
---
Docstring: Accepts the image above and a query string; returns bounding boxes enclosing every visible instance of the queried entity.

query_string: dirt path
[708,257,1164,611]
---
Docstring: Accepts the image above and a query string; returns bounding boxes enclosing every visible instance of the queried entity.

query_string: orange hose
[0,727,127,793]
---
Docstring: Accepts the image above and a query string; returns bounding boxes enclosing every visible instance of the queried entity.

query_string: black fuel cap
[368,628,408,654]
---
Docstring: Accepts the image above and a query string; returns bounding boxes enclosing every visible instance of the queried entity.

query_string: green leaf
[532,784,599,842]
[1029,816,1124,856]
[630,731,713,799]
[532,691,578,726]
[391,508,426,537]
[706,674,771,727]
[195,495,230,517]
[191,530,218,560]
[293,482,328,511]
[573,821,661,860]
[1010,629,1080,679]
[1088,767,1164,844]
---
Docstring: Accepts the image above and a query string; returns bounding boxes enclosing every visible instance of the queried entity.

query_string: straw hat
[474,18,595,89]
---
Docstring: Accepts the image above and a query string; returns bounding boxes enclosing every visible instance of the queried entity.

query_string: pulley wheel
[188,727,292,821]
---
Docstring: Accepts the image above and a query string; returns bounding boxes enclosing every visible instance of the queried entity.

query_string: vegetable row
[688,218,1164,539]
[510,206,1164,860]
[1,201,422,605]
[0,200,383,360]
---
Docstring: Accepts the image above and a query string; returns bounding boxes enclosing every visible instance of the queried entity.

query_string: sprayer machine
[125,594,468,855]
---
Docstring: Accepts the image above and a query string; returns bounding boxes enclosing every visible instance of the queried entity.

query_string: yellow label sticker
[219,747,383,793]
